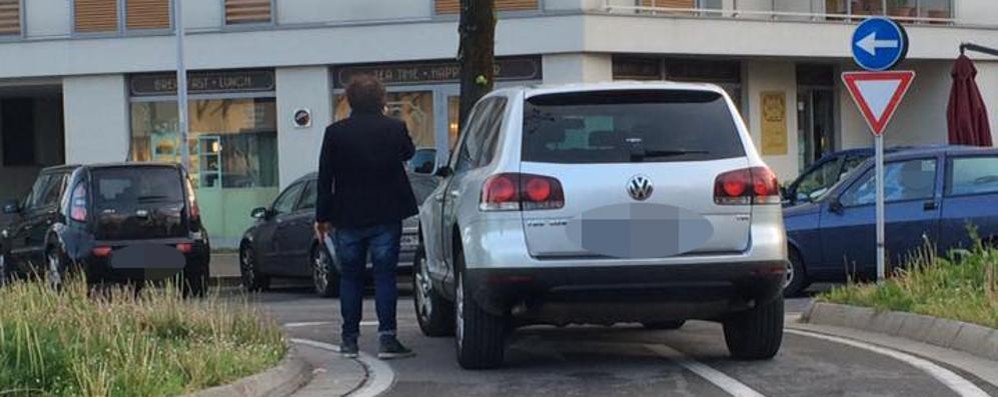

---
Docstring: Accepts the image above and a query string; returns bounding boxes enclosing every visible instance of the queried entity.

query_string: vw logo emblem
[627,175,653,201]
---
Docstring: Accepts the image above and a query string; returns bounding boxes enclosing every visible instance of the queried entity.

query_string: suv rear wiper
[629,149,710,162]
[136,195,172,202]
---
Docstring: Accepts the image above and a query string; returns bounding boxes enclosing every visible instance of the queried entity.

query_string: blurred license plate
[400,235,419,247]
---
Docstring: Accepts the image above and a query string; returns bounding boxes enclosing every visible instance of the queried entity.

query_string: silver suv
[414,83,788,369]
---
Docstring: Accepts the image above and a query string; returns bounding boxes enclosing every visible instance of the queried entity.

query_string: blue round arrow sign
[852,17,908,71]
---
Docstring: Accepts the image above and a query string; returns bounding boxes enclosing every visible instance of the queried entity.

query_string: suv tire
[182,258,209,298]
[240,245,270,292]
[413,244,454,337]
[454,250,506,369]
[312,244,339,298]
[642,320,686,330]
[723,295,784,360]
[0,252,12,286]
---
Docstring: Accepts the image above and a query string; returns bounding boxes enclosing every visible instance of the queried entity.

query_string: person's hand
[314,222,333,240]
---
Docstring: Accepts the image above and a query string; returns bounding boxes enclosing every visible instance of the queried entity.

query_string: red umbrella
[947,54,993,147]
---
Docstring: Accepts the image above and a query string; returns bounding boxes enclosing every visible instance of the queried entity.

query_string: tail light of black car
[70,183,88,222]
[480,173,565,211]
[714,167,780,205]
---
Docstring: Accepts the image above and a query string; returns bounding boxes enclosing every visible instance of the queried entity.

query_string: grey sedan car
[238,171,436,297]
[416,83,788,369]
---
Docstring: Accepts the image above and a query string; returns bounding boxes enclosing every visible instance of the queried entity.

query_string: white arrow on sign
[857,32,899,56]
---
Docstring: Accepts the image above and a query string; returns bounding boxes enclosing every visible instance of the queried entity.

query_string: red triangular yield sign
[842,71,916,136]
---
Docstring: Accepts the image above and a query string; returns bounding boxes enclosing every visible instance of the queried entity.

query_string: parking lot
[249,278,997,397]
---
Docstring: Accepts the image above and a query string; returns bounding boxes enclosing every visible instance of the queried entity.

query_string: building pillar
[745,60,799,181]
[276,66,332,189]
[542,53,613,85]
[63,74,130,165]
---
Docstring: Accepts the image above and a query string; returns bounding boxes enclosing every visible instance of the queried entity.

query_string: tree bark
[457,0,496,131]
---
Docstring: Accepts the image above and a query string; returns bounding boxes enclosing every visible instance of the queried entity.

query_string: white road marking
[646,344,767,397]
[787,329,990,397]
[291,338,397,397]
[283,321,379,328]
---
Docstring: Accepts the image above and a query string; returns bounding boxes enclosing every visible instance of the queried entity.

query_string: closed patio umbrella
[947,54,993,147]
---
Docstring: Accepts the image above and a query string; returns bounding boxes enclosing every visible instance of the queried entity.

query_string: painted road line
[787,329,989,397]
[646,344,767,397]
[283,321,380,328]
[291,338,397,397]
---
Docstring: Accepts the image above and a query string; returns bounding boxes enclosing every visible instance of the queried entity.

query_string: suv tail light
[480,173,565,211]
[714,167,780,205]
[70,183,88,222]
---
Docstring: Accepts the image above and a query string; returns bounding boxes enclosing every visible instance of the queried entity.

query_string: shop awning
[947,45,994,147]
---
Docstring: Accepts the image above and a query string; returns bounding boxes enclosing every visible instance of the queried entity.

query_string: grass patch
[818,238,998,329]
[0,278,286,397]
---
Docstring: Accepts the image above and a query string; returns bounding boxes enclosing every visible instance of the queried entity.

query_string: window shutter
[435,0,539,15]
[75,0,119,33]
[225,0,272,24]
[126,0,170,30]
[0,0,19,35]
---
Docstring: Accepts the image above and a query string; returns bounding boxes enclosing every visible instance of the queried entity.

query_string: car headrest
[588,131,617,148]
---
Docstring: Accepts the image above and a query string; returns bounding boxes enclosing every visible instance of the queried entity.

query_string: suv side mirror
[2,200,20,214]
[251,207,269,219]
[434,166,453,178]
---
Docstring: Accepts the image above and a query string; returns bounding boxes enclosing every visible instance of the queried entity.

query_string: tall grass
[0,278,285,397]
[820,237,998,329]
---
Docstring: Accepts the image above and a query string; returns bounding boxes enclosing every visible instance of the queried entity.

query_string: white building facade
[0,0,996,246]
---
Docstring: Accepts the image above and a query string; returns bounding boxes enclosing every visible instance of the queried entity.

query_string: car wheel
[454,249,506,370]
[413,243,454,337]
[312,245,339,298]
[45,247,68,292]
[182,259,209,298]
[723,294,784,360]
[783,249,809,297]
[0,252,12,286]
[240,245,270,292]
[642,320,686,330]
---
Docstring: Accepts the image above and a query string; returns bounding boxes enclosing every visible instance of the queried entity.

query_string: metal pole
[875,133,886,282]
[175,0,190,171]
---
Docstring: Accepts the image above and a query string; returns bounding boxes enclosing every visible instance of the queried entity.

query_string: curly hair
[346,74,386,114]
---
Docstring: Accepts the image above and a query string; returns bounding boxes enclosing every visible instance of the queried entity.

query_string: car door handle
[923,201,938,211]
[448,191,460,198]
[434,194,444,203]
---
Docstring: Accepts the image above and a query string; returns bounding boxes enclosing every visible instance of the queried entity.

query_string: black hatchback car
[0,163,211,293]
[239,171,435,298]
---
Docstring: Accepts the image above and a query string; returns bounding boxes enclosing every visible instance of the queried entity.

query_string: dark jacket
[316,112,419,228]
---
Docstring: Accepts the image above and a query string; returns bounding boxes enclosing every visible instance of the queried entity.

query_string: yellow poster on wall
[761,91,788,155]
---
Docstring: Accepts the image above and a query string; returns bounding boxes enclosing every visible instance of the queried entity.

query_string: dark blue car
[783,146,998,296]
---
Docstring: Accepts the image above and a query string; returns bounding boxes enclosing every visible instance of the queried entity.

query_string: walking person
[315,75,419,359]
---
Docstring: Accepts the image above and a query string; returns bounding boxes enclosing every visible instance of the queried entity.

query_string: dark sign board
[130,70,276,96]
[334,57,542,88]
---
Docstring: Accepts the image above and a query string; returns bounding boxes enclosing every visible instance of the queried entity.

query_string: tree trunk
[457,0,496,131]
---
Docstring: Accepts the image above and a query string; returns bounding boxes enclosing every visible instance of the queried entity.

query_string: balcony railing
[604,0,957,26]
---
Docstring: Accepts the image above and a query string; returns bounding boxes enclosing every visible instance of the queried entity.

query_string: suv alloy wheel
[413,243,453,337]
[46,247,68,292]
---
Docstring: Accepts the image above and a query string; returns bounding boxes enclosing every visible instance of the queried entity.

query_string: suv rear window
[522,90,745,164]
[93,167,184,205]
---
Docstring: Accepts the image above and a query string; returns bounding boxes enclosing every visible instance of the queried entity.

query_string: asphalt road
[253,282,997,397]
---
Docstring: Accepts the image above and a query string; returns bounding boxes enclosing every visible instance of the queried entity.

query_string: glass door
[797,88,836,171]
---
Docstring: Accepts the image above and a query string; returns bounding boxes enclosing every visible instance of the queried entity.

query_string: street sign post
[846,17,912,283]
[842,17,915,282]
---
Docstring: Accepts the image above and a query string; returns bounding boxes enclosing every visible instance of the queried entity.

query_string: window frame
[944,154,998,198]
[222,0,276,28]
[0,0,25,40]
[71,0,175,37]
[838,157,939,208]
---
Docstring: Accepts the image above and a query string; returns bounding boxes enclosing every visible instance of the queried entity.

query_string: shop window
[126,0,170,30]
[435,0,539,15]
[225,0,272,24]
[1,98,36,166]
[335,92,437,151]
[75,0,119,33]
[614,57,743,111]
[0,0,20,36]
[130,98,278,189]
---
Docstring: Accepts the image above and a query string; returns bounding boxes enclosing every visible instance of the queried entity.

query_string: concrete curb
[184,346,312,397]
[803,302,998,362]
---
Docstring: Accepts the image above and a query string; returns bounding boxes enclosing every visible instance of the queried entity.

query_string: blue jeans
[333,222,402,341]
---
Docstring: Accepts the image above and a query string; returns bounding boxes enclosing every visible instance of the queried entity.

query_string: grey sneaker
[378,336,415,360]
[340,338,359,358]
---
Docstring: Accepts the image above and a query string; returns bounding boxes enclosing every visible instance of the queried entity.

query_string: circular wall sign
[293,108,312,128]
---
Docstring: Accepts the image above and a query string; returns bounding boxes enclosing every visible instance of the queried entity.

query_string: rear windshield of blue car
[522,90,746,164]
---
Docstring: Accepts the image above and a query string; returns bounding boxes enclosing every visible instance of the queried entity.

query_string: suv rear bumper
[465,261,786,325]
[74,239,210,283]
